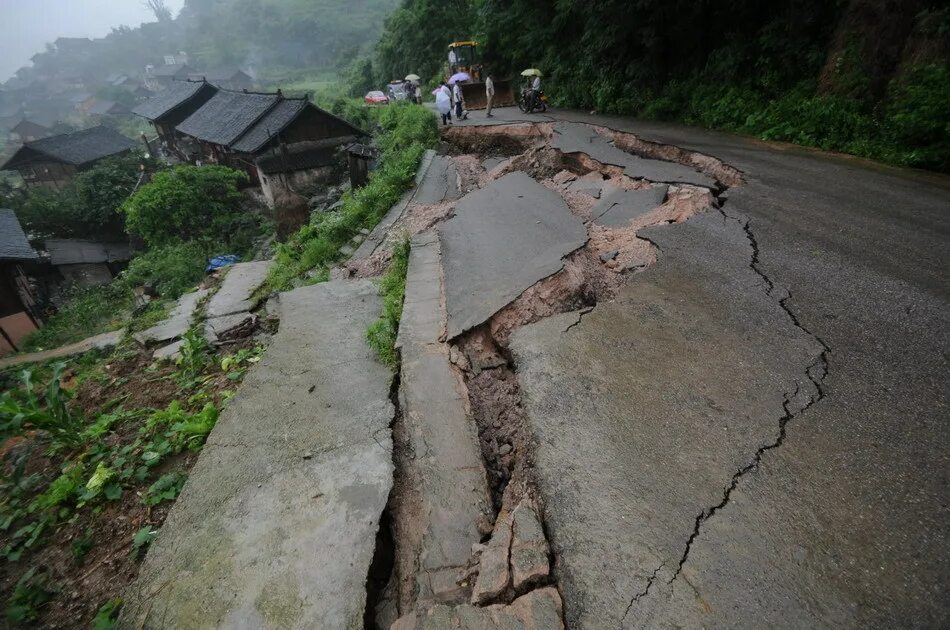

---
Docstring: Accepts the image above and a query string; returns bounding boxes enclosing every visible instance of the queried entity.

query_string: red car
[364,90,389,105]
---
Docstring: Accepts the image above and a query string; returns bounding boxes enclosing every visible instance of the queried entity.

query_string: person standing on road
[485,73,495,118]
[453,81,465,120]
[530,73,541,112]
[436,81,452,125]
[414,83,422,105]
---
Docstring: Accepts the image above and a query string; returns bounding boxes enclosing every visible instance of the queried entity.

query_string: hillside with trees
[365,0,950,171]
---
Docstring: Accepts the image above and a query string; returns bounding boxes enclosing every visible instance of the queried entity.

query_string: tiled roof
[151,63,192,78]
[132,80,216,120]
[0,126,137,170]
[0,209,38,260]
[231,99,308,153]
[176,90,278,146]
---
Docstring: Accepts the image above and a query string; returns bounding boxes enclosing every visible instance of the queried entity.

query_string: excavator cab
[447,41,515,110]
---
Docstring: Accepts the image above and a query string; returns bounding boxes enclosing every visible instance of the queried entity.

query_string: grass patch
[366,238,411,369]
[267,102,437,291]
[22,285,133,353]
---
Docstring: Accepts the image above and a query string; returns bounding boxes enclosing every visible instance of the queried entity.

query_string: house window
[22,166,36,179]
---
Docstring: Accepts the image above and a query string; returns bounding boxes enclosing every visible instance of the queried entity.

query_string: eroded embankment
[351,121,742,628]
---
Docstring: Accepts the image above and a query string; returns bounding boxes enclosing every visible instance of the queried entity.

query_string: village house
[86,100,130,119]
[0,126,138,190]
[8,119,50,143]
[145,63,196,91]
[44,239,131,289]
[189,67,255,91]
[0,210,40,355]
[174,88,365,187]
[131,80,219,158]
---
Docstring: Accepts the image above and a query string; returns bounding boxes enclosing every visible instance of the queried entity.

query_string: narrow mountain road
[455,107,950,627]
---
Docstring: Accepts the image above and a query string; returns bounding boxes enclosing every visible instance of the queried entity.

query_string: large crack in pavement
[619,204,833,625]
[345,121,753,627]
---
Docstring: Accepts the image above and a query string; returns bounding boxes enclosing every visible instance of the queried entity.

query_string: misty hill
[3,0,399,91]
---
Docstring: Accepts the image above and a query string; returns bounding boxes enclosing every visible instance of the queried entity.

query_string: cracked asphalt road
[463,108,949,627]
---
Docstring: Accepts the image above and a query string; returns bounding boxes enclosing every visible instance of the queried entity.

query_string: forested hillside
[366,0,950,171]
[7,0,398,87]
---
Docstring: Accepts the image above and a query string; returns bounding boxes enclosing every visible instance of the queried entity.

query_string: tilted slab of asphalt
[440,171,587,340]
[590,184,669,227]
[204,260,272,319]
[134,288,209,345]
[509,209,825,628]
[0,330,121,370]
[120,279,394,628]
[394,232,492,607]
[551,121,717,188]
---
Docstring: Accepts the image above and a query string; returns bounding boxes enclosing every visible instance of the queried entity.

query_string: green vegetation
[21,285,132,352]
[5,567,55,624]
[11,154,154,240]
[19,163,267,352]
[368,0,949,171]
[267,102,437,290]
[122,165,249,248]
[366,238,410,369]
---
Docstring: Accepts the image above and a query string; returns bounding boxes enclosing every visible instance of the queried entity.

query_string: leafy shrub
[143,472,188,506]
[15,153,154,240]
[366,238,410,369]
[29,463,84,512]
[122,165,248,247]
[884,62,950,171]
[119,241,209,299]
[91,597,123,630]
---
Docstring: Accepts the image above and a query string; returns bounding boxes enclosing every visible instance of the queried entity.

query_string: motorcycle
[518,88,548,113]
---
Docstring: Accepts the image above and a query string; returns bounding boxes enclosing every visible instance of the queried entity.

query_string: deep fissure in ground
[358,122,744,627]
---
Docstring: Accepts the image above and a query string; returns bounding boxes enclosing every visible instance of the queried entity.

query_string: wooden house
[0,210,39,355]
[175,89,365,184]
[45,239,131,288]
[190,67,255,91]
[145,63,196,91]
[0,126,138,190]
[9,119,50,143]
[131,80,219,158]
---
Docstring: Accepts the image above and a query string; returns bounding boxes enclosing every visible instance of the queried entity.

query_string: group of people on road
[435,79,469,125]
[433,70,542,125]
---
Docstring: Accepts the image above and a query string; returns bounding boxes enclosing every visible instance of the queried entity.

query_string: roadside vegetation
[362,0,949,172]
[366,238,410,368]
[267,102,437,290]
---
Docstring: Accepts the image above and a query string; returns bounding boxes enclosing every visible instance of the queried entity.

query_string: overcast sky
[0,0,186,81]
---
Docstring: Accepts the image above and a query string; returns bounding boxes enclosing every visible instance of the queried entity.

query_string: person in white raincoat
[436,82,452,126]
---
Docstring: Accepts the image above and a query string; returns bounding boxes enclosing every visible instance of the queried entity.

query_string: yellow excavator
[447,41,515,110]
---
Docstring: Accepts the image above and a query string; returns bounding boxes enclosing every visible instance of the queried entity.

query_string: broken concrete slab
[152,339,184,361]
[508,210,824,628]
[591,185,669,227]
[203,311,256,344]
[119,279,394,629]
[398,587,564,630]
[471,510,512,605]
[0,330,122,370]
[440,171,588,340]
[395,232,493,607]
[134,288,209,345]
[550,122,716,188]
[204,260,272,319]
[510,500,550,592]
[416,155,460,205]
[481,157,505,172]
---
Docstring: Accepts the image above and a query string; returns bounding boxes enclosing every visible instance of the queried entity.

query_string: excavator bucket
[460,80,516,110]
